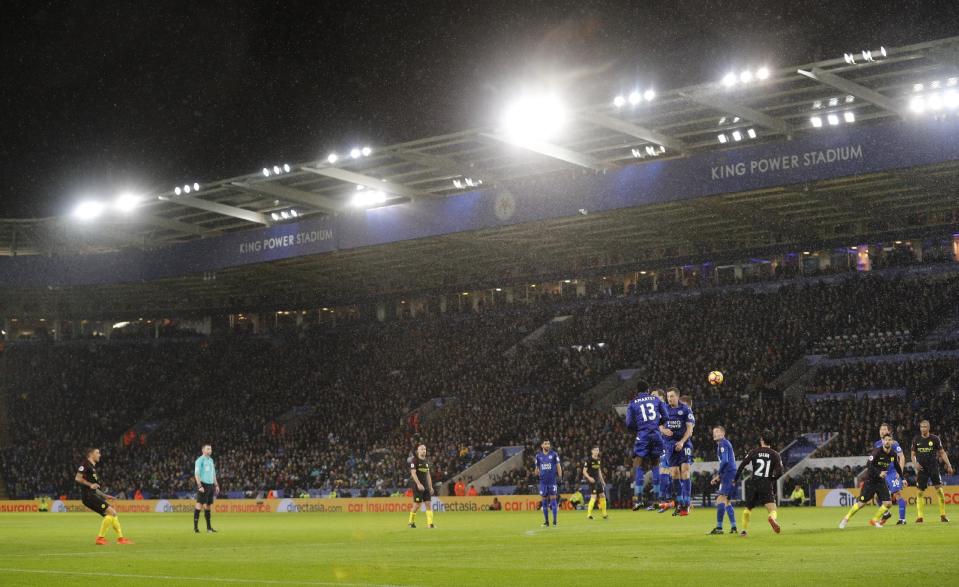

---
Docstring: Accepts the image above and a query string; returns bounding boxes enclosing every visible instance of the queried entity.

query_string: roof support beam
[680,92,789,134]
[134,215,224,237]
[578,111,687,153]
[300,166,422,199]
[158,195,271,226]
[231,181,343,213]
[391,149,498,184]
[479,133,606,171]
[797,68,909,117]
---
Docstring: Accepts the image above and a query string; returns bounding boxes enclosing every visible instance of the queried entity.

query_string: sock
[716,503,725,528]
[194,509,200,528]
[769,510,778,522]
[845,502,863,520]
[936,487,946,516]
[587,496,596,517]
[542,498,549,523]
[634,468,644,499]
[871,505,889,522]
[660,475,671,500]
[599,497,607,517]
[898,498,906,521]
[111,515,123,538]
[652,479,660,501]
[742,508,751,530]
[204,509,211,529]
[680,479,691,506]
[98,515,112,538]
[916,492,925,519]
[550,498,558,524]
[672,478,680,503]
[726,504,737,527]
[426,510,434,526]
[408,511,416,524]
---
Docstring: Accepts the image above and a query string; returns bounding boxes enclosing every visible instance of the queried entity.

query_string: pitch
[0,509,955,586]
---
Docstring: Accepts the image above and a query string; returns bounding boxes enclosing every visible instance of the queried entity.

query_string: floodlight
[810,116,823,127]
[613,95,626,107]
[114,192,140,213]
[501,94,567,142]
[628,91,641,105]
[844,111,856,123]
[643,89,655,101]
[722,73,737,87]
[756,67,770,80]
[827,114,839,126]
[74,200,105,221]
[327,153,338,164]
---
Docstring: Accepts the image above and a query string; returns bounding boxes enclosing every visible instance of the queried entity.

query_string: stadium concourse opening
[2,28,959,587]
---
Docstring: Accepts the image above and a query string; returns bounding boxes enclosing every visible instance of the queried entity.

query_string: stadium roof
[1,36,958,317]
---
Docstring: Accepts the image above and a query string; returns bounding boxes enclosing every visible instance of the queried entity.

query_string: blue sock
[672,478,681,503]
[634,467,644,497]
[898,498,906,520]
[542,498,549,523]
[550,498,558,524]
[715,503,725,528]
[660,474,670,498]
[726,504,736,527]
[652,481,660,502]
[680,479,691,506]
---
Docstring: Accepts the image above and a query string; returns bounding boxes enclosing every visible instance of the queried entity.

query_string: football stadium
[1,6,959,586]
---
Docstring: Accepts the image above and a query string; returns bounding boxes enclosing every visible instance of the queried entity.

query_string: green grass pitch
[0,508,956,586]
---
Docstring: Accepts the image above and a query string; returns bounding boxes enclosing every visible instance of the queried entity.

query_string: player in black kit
[74,448,134,545]
[407,443,435,529]
[839,434,903,529]
[911,420,954,523]
[735,429,783,537]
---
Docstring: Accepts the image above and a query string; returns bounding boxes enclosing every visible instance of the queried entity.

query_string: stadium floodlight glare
[845,95,855,104]
[722,72,737,88]
[928,93,943,111]
[747,128,757,139]
[262,167,271,177]
[271,212,280,221]
[114,192,140,213]
[283,163,291,172]
[613,95,626,108]
[731,130,743,142]
[909,96,926,113]
[289,209,298,217]
[717,133,728,144]
[643,89,655,102]
[913,83,924,92]
[273,165,281,175]
[193,183,200,191]
[948,77,958,87]
[756,67,770,80]
[280,211,290,219]
[945,90,959,109]
[350,190,387,208]
[501,93,567,142]
[174,187,182,195]
[827,114,840,126]
[350,148,361,159]
[74,200,105,221]
[740,70,753,84]
[184,184,192,194]
[828,97,839,107]
[361,146,372,157]
[327,153,338,164]
[844,111,856,123]
[628,91,642,105]
[810,116,823,128]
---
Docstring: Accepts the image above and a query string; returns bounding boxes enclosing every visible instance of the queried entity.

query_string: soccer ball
[707,370,724,385]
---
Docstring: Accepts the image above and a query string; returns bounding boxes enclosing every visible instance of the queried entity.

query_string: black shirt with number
[865,446,902,482]
[77,459,99,497]
[911,434,943,469]
[583,457,604,487]
[735,447,783,484]
[409,456,431,489]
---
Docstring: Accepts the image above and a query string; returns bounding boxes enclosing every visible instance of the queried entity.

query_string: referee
[194,444,219,533]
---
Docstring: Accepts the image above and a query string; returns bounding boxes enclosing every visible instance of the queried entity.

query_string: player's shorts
[538,480,558,497]
[590,482,606,498]
[718,474,737,498]
[665,442,691,468]
[744,480,775,509]
[858,479,891,504]
[885,472,903,494]
[916,467,942,490]
[632,431,664,460]
[196,483,216,505]
[82,493,110,516]
[412,487,431,503]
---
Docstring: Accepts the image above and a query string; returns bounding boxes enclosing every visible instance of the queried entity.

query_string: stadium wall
[2,118,959,288]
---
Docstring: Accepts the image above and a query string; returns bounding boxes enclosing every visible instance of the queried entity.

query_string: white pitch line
[0,552,108,558]
[0,568,412,587]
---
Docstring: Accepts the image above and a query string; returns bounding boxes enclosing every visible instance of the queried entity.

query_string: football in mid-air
[707,370,724,385]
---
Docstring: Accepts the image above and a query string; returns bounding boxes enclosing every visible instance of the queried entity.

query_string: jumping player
[625,384,667,511]
[662,387,694,516]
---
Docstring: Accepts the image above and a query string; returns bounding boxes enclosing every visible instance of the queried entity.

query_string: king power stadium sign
[1,118,957,289]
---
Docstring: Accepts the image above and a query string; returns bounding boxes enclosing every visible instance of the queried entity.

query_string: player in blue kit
[875,422,907,525]
[662,387,695,516]
[625,384,667,511]
[656,444,673,513]
[535,439,563,527]
[709,426,738,534]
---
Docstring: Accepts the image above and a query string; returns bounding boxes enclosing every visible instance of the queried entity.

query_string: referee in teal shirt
[194,444,219,533]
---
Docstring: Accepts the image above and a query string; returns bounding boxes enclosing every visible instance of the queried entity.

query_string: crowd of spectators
[2,270,958,500]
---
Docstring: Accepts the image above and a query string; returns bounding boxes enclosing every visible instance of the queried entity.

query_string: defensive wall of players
[3,488,959,514]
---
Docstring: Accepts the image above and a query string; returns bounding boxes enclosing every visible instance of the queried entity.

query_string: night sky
[2,0,957,218]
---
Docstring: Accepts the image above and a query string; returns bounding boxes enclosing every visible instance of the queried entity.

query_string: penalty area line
[0,568,412,587]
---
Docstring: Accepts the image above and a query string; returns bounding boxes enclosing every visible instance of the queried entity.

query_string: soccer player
[656,444,673,513]
[735,429,782,537]
[661,387,694,516]
[709,426,737,534]
[408,443,435,528]
[874,423,907,525]
[625,384,667,511]
[535,439,562,527]
[840,433,903,529]
[194,444,219,533]
[75,448,133,545]
[582,446,608,520]
[911,420,954,523]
